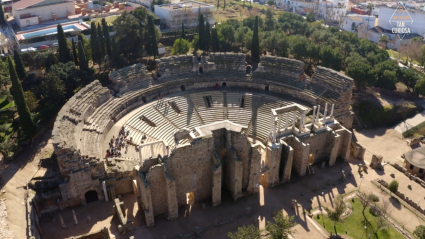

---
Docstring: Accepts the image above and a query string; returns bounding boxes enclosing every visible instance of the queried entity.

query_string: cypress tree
[147,15,159,57]
[102,18,112,57]
[251,16,260,64]
[8,57,36,137]
[13,50,27,82]
[181,23,186,40]
[0,3,6,24]
[97,23,105,57]
[212,28,219,52]
[198,14,205,51]
[90,22,100,65]
[71,38,78,66]
[57,24,73,63]
[205,21,211,52]
[78,41,89,72]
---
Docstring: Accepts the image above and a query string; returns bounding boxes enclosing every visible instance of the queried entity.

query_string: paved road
[393,100,425,134]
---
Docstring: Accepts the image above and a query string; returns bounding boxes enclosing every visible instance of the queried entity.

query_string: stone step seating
[189,92,225,125]
[254,72,303,90]
[80,130,102,159]
[312,67,352,92]
[226,93,251,126]
[277,111,300,129]
[140,143,165,161]
[123,78,151,93]
[69,82,110,117]
[320,89,340,103]
[156,96,202,130]
[126,105,175,146]
[302,82,327,98]
[248,96,293,143]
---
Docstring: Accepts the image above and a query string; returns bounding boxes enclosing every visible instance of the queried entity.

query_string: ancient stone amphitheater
[52,53,354,226]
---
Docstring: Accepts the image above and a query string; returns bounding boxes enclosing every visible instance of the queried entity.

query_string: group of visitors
[106,126,130,157]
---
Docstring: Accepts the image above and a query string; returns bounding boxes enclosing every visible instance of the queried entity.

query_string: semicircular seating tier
[52,52,354,181]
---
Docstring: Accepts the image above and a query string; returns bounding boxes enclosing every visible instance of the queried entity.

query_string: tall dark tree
[0,3,6,24]
[211,28,220,52]
[181,22,186,40]
[113,11,143,64]
[71,38,78,66]
[146,15,159,57]
[97,23,105,57]
[13,50,27,82]
[57,24,73,63]
[44,52,57,72]
[78,41,89,72]
[205,21,211,52]
[90,22,101,66]
[251,16,260,63]
[8,57,36,137]
[198,14,206,51]
[102,18,112,57]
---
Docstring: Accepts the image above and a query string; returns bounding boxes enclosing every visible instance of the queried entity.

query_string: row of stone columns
[311,103,335,127]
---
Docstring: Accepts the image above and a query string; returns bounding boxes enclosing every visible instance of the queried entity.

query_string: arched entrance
[199,67,203,74]
[85,190,99,203]
[246,66,251,74]
[222,82,227,88]
[142,96,147,103]
[265,85,269,91]
[181,85,186,91]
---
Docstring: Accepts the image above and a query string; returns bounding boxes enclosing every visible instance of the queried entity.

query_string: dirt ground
[37,156,425,239]
[0,130,54,239]
[353,127,411,165]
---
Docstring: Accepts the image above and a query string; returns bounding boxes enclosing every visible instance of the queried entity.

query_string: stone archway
[199,67,203,74]
[181,85,186,91]
[246,66,251,74]
[85,190,99,203]
[222,82,227,88]
[265,85,269,91]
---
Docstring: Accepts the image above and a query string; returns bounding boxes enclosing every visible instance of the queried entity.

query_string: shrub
[388,180,399,194]
[370,194,380,203]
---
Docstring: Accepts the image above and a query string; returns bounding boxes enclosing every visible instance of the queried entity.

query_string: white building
[318,1,347,22]
[154,1,214,29]
[377,6,425,38]
[11,0,75,28]
[341,14,376,32]
[359,25,423,49]
[275,0,315,13]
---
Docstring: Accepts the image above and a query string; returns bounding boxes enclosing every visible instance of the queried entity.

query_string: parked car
[21,47,37,53]
[40,45,50,49]
[53,42,58,47]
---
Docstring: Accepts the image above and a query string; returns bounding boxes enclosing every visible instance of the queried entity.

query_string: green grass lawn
[0,95,15,110]
[86,15,118,26]
[314,198,405,239]
[402,120,425,138]
[387,49,420,65]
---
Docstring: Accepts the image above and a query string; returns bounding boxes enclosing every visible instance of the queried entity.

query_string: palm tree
[379,35,389,50]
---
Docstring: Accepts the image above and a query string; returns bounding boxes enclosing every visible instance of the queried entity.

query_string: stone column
[102,181,108,202]
[72,210,78,225]
[59,214,66,229]
[164,173,179,219]
[150,145,154,158]
[316,105,320,123]
[212,162,222,206]
[322,103,328,125]
[330,104,334,118]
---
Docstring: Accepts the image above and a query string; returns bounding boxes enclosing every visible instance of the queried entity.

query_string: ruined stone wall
[223,148,243,199]
[284,136,309,177]
[259,55,305,78]
[300,129,334,163]
[279,140,293,183]
[146,165,168,216]
[108,63,151,92]
[335,128,352,161]
[165,136,215,206]
[135,171,154,227]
